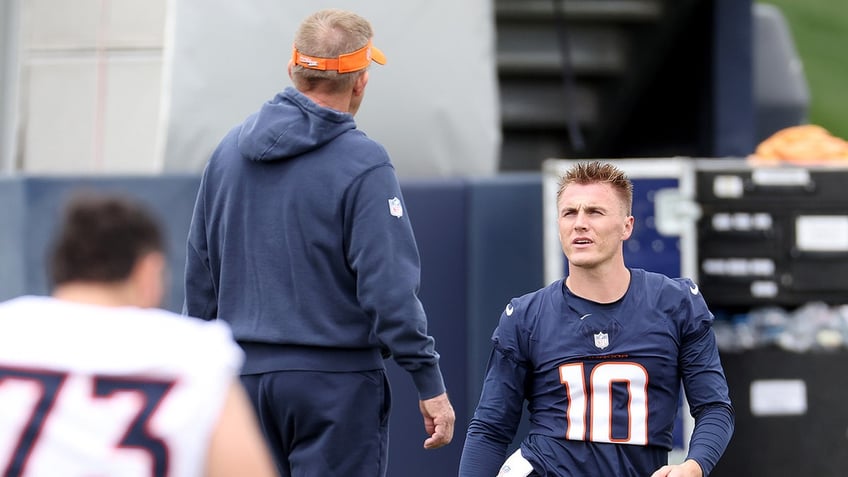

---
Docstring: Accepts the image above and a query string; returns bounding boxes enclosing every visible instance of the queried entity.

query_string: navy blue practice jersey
[460,268,731,477]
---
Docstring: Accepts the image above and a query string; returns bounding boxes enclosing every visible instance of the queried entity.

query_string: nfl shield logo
[594,332,609,350]
[388,197,403,218]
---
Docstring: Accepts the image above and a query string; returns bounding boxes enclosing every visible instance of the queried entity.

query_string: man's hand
[419,392,455,449]
[650,459,703,477]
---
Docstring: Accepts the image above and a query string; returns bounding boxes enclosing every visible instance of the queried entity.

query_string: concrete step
[497,25,628,75]
[496,0,662,23]
[500,130,586,171]
[500,78,599,128]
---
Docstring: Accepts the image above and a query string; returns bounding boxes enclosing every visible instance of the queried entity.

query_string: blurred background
[763,0,848,141]
[6,0,845,177]
[2,1,848,476]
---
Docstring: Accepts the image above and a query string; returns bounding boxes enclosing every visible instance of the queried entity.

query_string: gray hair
[291,9,373,92]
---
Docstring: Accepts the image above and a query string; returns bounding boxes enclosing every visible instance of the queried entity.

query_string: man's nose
[573,211,588,230]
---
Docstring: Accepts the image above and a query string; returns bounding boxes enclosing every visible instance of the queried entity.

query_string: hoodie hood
[237,86,357,162]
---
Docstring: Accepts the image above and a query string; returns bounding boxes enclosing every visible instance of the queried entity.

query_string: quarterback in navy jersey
[459,161,733,477]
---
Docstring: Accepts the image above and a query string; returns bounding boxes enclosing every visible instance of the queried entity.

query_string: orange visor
[292,40,386,73]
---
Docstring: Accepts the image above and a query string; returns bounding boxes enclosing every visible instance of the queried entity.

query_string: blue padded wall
[0,178,26,300]
[0,174,550,476]
[0,176,200,311]
[388,174,547,474]
[384,179,469,476]
[465,173,546,417]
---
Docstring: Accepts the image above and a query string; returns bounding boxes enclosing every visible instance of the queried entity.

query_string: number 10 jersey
[462,268,732,477]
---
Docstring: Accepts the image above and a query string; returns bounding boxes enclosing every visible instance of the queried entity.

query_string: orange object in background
[749,124,848,164]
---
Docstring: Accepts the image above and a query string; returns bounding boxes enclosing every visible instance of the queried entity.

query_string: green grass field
[761,0,848,141]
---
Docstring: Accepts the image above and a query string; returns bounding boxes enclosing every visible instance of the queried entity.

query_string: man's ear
[622,215,635,240]
[131,251,166,309]
[353,70,369,96]
[287,60,294,80]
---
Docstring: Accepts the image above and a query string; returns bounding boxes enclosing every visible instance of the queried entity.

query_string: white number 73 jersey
[0,296,243,477]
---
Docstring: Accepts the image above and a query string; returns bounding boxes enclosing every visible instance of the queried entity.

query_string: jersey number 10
[559,361,649,445]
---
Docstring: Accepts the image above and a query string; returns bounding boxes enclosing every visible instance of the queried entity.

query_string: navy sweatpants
[240,369,392,477]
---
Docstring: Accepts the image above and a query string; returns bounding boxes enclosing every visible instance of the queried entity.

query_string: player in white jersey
[0,193,277,477]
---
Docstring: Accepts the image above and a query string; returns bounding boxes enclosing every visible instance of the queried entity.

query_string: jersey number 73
[0,365,176,477]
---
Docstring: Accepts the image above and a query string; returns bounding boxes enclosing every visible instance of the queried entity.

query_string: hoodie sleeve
[183,169,219,320]
[344,163,446,400]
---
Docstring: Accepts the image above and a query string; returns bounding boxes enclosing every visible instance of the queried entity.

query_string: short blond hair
[556,161,633,215]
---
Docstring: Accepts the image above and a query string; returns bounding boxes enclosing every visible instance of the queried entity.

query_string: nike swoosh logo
[580,313,592,320]
[690,284,699,295]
